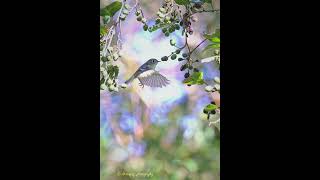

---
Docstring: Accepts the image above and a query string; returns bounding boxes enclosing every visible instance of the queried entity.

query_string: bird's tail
[124,75,135,85]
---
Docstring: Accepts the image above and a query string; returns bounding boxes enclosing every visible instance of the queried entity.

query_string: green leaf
[204,104,218,111]
[183,72,205,85]
[211,37,220,43]
[204,29,220,42]
[197,79,205,84]
[100,77,105,85]
[114,66,119,77]
[211,43,220,48]
[174,0,190,5]
[102,15,111,24]
[215,29,220,37]
[204,34,220,43]
[100,1,122,17]
[100,26,106,35]
[204,0,212,3]
[203,43,220,53]
[106,65,119,79]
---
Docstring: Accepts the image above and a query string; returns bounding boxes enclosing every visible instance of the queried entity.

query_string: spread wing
[138,70,170,88]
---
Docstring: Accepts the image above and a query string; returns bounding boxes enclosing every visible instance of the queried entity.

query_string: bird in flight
[124,58,170,88]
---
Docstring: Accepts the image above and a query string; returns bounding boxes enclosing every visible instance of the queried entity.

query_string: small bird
[124,58,170,88]
[191,0,205,8]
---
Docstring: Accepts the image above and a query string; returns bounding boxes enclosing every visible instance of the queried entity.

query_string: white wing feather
[138,70,170,88]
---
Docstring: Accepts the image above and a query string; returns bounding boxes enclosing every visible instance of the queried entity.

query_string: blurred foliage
[100,114,220,179]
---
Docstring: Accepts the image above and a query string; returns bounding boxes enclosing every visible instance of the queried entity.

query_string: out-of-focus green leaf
[211,43,220,48]
[204,32,220,42]
[184,159,198,172]
[175,0,190,5]
[183,72,205,85]
[211,37,220,43]
[203,43,220,53]
[203,30,220,54]
[214,29,220,38]
[204,0,212,3]
[100,1,122,17]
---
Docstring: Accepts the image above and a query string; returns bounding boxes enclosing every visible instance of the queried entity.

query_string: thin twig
[190,39,207,55]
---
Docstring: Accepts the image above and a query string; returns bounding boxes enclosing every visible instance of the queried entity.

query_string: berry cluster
[179,52,200,80]
[181,13,195,36]
[135,9,148,30]
[100,46,121,92]
[119,3,131,21]
[142,1,182,36]
[204,76,220,93]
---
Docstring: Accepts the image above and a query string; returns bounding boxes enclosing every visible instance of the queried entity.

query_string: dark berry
[143,25,148,31]
[203,109,208,114]
[179,21,183,26]
[161,56,168,61]
[187,84,191,86]
[101,56,107,62]
[178,58,184,61]
[180,64,187,71]
[165,32,170,37]
[175,24,180,30]
[210,110,216,114]
[162,28,167,33]
[171,54,177,60]
[184,72,190,78]
[193,68,199,72]
[175,49,181,54]
[211,101,216,105]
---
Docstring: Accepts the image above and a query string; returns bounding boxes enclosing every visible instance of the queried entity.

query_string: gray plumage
[125,59,170,88]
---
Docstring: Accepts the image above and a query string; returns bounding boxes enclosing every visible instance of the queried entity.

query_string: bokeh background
[101,0,220,179]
